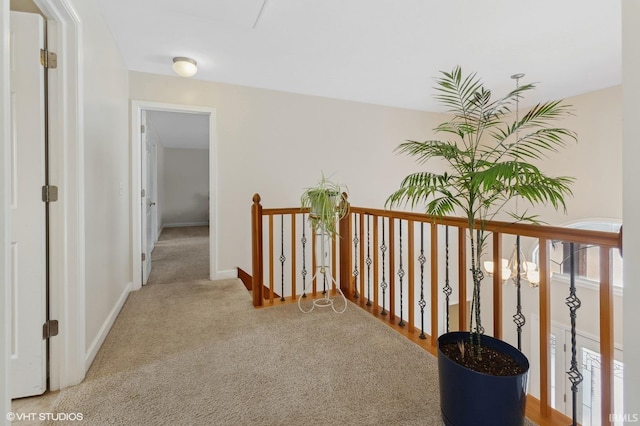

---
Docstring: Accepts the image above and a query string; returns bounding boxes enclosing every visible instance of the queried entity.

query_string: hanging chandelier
[483,73,540,288]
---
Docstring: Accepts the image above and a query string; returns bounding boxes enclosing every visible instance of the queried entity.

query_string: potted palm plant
[300,174,349,236]
[386,67,576,426]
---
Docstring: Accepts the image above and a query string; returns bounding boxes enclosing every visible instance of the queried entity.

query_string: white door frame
[34,0,86,390]
[141,113,160,284]
[131,101,218,290]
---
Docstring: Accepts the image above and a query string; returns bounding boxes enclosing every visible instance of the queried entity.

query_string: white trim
[34,0,85,389]
[1,0,13,419]
[550,274,624,297]
[164,222,209,228]
[131,101,218,290]
[85,282,131,371]
[216,269,239,280]
[208,111,218,282]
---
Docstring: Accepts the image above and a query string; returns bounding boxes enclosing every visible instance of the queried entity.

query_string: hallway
[147,226,210,285]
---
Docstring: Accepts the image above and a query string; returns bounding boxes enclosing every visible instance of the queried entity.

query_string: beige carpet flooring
[38,226,534,425]
[43,226,443,425]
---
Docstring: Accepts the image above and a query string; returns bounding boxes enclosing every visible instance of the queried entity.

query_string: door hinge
[43,320,59,339]
[40,49,58,69]
[141,188,146,198]
[142,253,146,262]
[141,124,145,133]
[42,185,59,203]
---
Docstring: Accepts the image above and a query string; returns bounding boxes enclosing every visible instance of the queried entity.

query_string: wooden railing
[250,194,623,426]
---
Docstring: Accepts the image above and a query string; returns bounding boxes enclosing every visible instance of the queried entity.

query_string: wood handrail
[258,205,621,249]
[349,206,621,249]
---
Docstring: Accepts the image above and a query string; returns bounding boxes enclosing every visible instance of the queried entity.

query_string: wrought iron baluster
[398,220,406,327]
[566,242,583,426]
[513,235,526,350]
[280,215,286,301]
[366,215,372,306]
[380,218,388,315]
[352,214,359,298]
[418,223,427,339]
[301,214,307,298]
[442,226,452,333]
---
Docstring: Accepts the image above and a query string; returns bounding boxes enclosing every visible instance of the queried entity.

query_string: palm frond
[394,140,465,164]
[385,171,459,211]
[505,210,544,225]
[434,66,485,120]
[508,128,576,160]
[426,196,458,217]
[387,66,577,345]
[517,101,575,130]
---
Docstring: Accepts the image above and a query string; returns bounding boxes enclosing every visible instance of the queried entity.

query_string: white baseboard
[164,222,208,228]
[85,281,132,372]
[216,269,238,280]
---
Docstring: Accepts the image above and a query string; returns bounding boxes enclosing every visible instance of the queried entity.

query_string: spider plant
[301,174,349,236]
[386,66,576,357]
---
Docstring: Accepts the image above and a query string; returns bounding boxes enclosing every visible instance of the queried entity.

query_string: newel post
[251,194,264,307]
[339,193,352,297]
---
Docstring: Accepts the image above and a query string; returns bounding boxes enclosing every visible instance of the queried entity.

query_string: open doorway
[131,102,217,291]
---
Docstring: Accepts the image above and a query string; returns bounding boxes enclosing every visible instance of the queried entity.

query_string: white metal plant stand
[297,223,347,314]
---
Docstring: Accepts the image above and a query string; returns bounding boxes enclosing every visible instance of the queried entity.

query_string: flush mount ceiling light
[172,57,198,78]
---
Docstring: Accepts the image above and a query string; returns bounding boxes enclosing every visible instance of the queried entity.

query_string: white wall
[162,148,209,227]
[67,0,130,367]
[1,0,12,421]
[129,71,445,275]
[475,85,622,226]
[525,86,622,225]
[129,73,625,310]
[622,0,640,417]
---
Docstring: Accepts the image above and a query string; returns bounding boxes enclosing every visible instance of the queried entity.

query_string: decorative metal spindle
[352,214,360,298]
[301,214,307,298]
[566,242,583,426]
[418,223,427,339]
[398,220,406,327]
[442,226,452,333]
[280,215,286,301]
[366,215,372,306]
[513,235,526,350]
[380,218,388,315]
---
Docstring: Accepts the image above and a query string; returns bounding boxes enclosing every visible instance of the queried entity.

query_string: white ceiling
[145,110,209,150]
[96,0,621,112]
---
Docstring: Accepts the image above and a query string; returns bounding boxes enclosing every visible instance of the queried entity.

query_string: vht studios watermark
[610,413,640,422]
[6,411,84,422]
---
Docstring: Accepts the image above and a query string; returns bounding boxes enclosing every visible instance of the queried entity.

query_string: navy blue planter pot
[438,331,530,426]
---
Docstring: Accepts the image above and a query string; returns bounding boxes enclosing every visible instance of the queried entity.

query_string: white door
[146,132,157,266]
[9,11,47,398]
[147,140,157,253]
[141,111,156,284]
